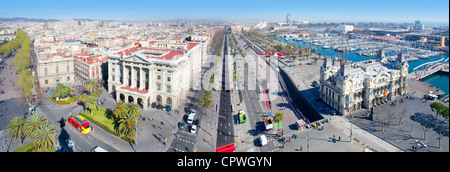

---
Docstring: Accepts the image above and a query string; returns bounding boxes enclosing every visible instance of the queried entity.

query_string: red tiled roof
[115,41,200,61]
[119,86,148,94]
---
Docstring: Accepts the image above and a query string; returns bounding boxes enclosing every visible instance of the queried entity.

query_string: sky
[1,0,448,25]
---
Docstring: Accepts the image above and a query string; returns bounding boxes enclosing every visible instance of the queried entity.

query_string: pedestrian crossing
[168,133,197,152]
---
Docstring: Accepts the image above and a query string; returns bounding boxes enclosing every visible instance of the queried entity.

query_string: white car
[65,139,74,148]
[187,110,196,124]
[259,135,267,146]
[190,125,197,134]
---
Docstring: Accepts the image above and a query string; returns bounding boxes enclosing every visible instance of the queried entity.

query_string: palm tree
[85,95,98,115]
[273,112,284,132]
[292,55,298,64]
[84,79,99,95]
[203,90,212,99]
[200,97,213,116]
[113,101,128,119]
[113,102,141,141]
[8,116,26,144]
[126,102,141,119]
[313,57,319,65]
[95,87,104,98]
[116,115,137,138]
[33,123,57,151]
[25,113,48,139]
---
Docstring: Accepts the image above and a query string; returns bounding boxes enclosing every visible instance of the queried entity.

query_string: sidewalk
[328,115,402,152]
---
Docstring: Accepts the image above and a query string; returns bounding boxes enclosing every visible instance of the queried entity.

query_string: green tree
[313,57,319,65]
[116,115,138,139]
[84,79,99,95]
[85,95,98,115]
[430,102,449,119]
[115,102,141,141]
[17,70,35,101]
[24,113,49,139]
[273,112,284,132]
[203,90,212,99]
[8,116,27,144]
[292,55,298,64]
[32,123,57,151]
[126,103,141,119]
[200,97,213,116]
[318,52,323,59]
[51,83,70,99]
[113,101,129,119]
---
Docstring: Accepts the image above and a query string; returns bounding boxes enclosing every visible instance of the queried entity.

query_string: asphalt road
[0,48,116,152]
[36,99,117,152]
[216,30,235,149]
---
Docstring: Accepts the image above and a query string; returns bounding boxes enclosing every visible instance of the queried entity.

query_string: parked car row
[178,107,198,134]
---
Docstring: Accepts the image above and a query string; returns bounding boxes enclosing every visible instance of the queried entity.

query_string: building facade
[107,41,204,110]
[74,54,108,84]
[319,51,409,115]
[36,52,75,87]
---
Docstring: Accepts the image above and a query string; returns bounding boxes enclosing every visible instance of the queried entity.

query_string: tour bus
[68,114,92,135]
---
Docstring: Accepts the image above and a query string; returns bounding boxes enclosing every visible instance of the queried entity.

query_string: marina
[273,34,449,102]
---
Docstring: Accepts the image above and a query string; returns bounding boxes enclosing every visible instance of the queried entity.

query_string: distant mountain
[0,17,60,22]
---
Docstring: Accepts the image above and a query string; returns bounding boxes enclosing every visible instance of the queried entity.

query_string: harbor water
[276,36,449,98]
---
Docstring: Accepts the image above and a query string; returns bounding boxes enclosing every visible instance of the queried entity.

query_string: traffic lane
[58,117,118,152]
[37,101,117,152]
[216,33,235,148]
[216,90,234,148]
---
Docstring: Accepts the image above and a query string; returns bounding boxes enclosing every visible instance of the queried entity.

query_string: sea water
[275,36,449,98]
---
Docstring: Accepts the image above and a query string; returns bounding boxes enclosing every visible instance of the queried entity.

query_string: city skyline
[0,0,448,25]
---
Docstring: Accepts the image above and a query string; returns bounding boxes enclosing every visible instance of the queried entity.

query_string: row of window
[43,76,70,85]
[43,64,71,76]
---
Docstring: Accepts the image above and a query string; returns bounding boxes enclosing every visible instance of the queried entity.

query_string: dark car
[178,122,185,129]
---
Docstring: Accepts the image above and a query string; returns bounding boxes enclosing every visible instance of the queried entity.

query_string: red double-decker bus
[68,114,92,135]
[215,144,235,152]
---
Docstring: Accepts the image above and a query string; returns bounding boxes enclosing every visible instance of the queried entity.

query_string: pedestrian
[300,146,303,152]
[338,136,341,141]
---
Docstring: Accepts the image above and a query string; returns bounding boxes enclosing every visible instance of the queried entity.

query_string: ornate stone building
[36,52,75,87]
[107,41,205,110]
[319,50,409,115]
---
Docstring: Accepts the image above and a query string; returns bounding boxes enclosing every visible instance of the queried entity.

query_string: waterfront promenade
[277,56,403,152]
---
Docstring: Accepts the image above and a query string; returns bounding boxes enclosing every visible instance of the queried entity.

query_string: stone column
[139,67,145,90]
[115,63,120,84]
[123,64,128,86]
[131,66,136,88]
[143,97,148,110]
[148,68,152,91]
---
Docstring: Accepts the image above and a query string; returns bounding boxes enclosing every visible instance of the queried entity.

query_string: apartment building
[74,53,108,84]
